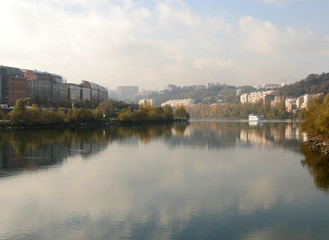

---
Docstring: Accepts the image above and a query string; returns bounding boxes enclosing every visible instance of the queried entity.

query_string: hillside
[280,73,329,97]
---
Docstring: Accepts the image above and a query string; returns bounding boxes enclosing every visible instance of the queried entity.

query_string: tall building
[0,66,26,104]
[117,86,138,100]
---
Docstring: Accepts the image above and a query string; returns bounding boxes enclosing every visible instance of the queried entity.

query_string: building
[23,70,51,102]
[48,73,68,102]
[0,65,108,105]
[117,86,138,100]
[0,66,26,104]
[240,93,248,103]
[8,77,26,105]
[161,99,194,107]
[285,98,296,112]
[240,90,279,104]
[67,84,82,103]
[296,96,304,108]
[80,81,108,102]
[81,86,91,101]
[138,99,153,106]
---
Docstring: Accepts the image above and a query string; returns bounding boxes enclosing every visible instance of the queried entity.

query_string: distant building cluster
[284,93,323,112]
[0,65,108,105]
[161,99,195,107]
[138,99,153,106]
[240,89,323,112]
[240,90,278,105]
[117,86,139,100]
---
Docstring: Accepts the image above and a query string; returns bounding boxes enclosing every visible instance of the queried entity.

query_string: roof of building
[0,66,24,78]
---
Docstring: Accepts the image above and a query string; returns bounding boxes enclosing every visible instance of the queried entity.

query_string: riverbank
[304,135,329,155]
[0,119,189,131]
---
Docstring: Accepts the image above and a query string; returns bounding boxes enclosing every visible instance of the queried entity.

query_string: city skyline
[1,0,329,90]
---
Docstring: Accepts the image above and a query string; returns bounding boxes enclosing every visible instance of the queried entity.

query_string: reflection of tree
[116,124,173,143]
[301,144,329,193]
[0,122,304,176]
[173,123,188,136]
[0,124,186,175]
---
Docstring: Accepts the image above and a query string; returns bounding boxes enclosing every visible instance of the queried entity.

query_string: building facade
[161,99,195,107]
[8,77,27,105]
[67,84,81,103]
[0,65,108,105]
[80,81,108,102]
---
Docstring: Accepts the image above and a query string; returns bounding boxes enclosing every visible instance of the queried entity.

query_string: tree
[162,104,174,120]
[173,105,190,119]
[8,99,27,124]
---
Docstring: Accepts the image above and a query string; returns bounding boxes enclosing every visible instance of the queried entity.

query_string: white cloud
[0,0,328,89]
[259,0,305,6]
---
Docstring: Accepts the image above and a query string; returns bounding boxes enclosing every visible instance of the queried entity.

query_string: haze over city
[1,0,329,90]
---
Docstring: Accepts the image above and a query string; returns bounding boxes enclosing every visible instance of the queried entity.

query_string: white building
[139,99,153,106]
[161,99,194,107]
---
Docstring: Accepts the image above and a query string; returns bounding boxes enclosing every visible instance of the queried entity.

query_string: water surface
[0,121,328,240]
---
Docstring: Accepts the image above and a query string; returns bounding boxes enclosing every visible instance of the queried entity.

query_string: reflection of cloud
[0,122,325,239]
[0,140,317,239]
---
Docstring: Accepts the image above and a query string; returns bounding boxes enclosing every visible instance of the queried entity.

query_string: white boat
[248,114,264,121]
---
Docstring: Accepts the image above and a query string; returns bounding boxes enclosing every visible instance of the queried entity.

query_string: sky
[1,0,329,90]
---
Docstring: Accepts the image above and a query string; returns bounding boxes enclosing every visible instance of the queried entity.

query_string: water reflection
[0,122,307,176]
[0,121,328,240]
[301,144,329,193]
[168,121,306,151]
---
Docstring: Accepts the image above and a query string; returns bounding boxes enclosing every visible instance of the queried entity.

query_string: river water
[0,121,328,240]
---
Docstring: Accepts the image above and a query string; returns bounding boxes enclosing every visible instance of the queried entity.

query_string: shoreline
[304,135,329,155]
[0,119,189,131]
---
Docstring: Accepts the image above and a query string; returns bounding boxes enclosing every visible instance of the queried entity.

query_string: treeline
[302,93,329,138]
[0,99,189,126]
[187,101,300,119]
[117,104,189,122]
[6,99,104,125]
[280,73,329,97]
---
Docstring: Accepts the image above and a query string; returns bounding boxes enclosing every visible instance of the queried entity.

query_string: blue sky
[0,0,328,90]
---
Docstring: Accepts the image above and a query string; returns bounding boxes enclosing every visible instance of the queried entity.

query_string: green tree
[162,104,174,120]
[173,105,190,119]
[8,99,27,124]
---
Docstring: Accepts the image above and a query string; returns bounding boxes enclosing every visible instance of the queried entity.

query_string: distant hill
[279,73,329,97]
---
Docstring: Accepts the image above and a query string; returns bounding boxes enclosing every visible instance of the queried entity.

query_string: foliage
[6,99,106,126]
[99,100,138,120]
[117,104,179,122]
[187,101,292,120]
[302,93,329,138]
[173,105,190,119]
[280,73,329,97]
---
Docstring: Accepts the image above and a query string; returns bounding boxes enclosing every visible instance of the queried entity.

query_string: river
[0,121,328,240]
